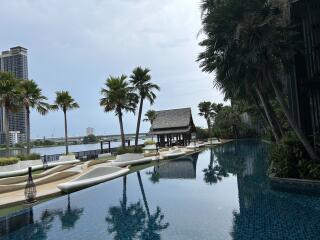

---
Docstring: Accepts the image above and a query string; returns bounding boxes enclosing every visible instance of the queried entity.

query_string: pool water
[1,140,320,240]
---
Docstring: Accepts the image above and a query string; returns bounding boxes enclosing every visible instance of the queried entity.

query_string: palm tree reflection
[58,194,84,230]
[137,171,169,239]
[203,148,229,185]
[106,176,146,239]
[146,166,160,184]
[106,173,169,239]
[141,206,169,240]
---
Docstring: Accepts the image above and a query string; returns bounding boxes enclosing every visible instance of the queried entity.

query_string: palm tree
[198,101,214,138]
[52,91,79,155]
[100,75,138,148]
[130,67,160,147]
[143,110,157,125]
[0,72,21,153]
[19,80,50,153]
[144,110,157,141]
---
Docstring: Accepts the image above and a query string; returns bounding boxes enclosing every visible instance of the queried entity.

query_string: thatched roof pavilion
[149,108,196,146]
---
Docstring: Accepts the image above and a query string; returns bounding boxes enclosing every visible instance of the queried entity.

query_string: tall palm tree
[0,72,21,153]
[130,67,160,147]
[198,101,214,138]
[100,75,138,148]
[19,80,50,153]
[52,91,79,155]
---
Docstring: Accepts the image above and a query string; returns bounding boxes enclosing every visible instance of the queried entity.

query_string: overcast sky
[1,0,225,138]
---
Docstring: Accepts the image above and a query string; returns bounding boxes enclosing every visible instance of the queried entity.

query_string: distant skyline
[0,0,226,138]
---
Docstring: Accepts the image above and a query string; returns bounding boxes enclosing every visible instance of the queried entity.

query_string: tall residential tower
[0,46,28,145]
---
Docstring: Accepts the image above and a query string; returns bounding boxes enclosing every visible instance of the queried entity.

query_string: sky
[0,0,226,139]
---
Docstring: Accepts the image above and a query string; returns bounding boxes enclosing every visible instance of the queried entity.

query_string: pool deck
[0,141,233,209]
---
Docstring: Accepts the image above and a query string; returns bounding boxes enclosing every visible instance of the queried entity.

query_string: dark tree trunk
[255,86,280,143]
[26,106,31,154]
[270,78,319,162]
[207,119,211,139]
[118,109,126,148]
[264,96,285,138]
[251,93,270,128]
[135,98,144,147]
[63,110,69,155]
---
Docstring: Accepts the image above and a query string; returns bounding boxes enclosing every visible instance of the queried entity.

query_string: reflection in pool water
[1,140,320,239]
[106,174,169,240]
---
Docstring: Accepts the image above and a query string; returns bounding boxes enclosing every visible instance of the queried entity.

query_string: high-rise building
[0,46,28,145]
[86,127,95,136]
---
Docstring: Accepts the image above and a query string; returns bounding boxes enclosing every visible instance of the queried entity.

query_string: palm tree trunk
[118,110,126,148]
[265,99,285,138]
[254,86,280,143]
[270,78,319,162]
[137,171,150,218]
[207,119,211,139]
[251,94,270,128]
[63,110,69,155]
[3,106,9,156]
[135,99,144,147]
[26,106,31,154]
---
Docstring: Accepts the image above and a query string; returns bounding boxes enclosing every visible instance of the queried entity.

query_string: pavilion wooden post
[108,141,111,153]
[100,141,103,154]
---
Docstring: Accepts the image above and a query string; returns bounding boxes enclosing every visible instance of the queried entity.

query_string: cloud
[0,0,225,138]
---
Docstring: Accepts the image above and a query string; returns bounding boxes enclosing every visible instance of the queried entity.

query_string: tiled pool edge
[269,175,320,195]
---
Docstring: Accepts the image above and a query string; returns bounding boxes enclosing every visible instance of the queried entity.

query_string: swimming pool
[1,140,320,239]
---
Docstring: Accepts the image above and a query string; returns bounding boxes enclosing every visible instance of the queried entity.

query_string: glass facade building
[0,46,28,145]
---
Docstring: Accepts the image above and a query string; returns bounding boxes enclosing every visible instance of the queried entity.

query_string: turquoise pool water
[1,140,320,239]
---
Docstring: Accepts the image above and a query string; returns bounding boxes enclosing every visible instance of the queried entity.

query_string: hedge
[17,153,41,161]
[0,157,19,166]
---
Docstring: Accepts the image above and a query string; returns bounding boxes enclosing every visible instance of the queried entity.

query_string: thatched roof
[150,108,196,135]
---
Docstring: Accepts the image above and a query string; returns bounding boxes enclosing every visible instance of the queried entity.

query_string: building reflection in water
[106,175,169,240]
[147,152,199,183]
[0,194,84,239]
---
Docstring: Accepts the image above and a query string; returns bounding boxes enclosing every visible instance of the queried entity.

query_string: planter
[59,154,76,162]
[269,175,320,195]
[98,153,112,159]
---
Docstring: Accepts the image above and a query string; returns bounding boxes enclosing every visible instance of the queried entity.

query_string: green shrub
[144,140,156,145]
[0,157,19,166]
[196,127,209,140]
[17,153,41,161]
[269,132,320,180]
[117,146,143,155]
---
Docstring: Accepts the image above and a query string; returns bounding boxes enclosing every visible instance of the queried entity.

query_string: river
[0,139,146,157]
